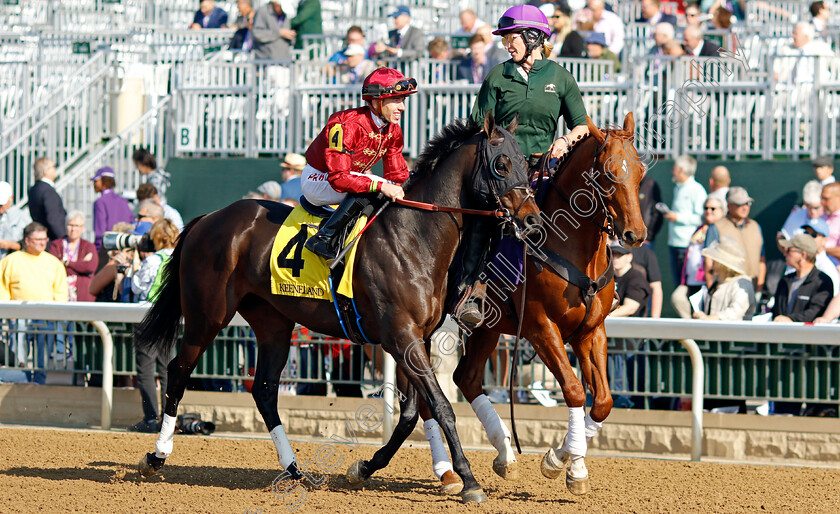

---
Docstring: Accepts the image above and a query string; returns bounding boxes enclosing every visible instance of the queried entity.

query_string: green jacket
[470,58,588,157]
[291,0,323,50]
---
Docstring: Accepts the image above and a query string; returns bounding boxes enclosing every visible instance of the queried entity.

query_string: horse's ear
[484,110,497,138]
[623,111,635,133]
[506,113,519,135]
[587,116,606,144]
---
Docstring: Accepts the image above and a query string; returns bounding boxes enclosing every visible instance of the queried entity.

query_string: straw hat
[701,238,746,275]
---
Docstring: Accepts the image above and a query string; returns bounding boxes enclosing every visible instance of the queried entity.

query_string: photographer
[88,222,144,303]
[128,218,178,433]
[131,219,178,302]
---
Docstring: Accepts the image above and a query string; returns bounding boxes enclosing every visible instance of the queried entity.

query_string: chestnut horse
[133,114,541,504]
[418,113,647,496]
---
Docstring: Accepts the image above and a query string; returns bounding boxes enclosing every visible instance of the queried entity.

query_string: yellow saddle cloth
[270,205,365,301]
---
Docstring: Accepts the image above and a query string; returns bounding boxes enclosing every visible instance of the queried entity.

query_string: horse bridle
[394,132,535,241]
[534,134,616,239]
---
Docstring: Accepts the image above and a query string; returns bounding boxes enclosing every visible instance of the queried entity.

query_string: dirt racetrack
[1,427,839,513]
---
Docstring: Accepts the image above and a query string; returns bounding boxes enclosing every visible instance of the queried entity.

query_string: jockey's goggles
[497,16,550,33]
[363,78,417,97]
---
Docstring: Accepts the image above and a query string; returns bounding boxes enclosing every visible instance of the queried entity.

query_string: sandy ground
[0,427,839,513]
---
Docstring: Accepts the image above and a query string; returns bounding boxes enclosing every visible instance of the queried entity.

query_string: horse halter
[538,133,616,238]
[473,130,535,239]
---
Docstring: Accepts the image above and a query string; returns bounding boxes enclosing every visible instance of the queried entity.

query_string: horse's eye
[493,156,511,178]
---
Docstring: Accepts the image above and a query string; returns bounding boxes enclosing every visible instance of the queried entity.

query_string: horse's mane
[402,118,482,192]
[601,122,634,139]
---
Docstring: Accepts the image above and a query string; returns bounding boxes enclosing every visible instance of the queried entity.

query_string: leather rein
[393,135,534,231]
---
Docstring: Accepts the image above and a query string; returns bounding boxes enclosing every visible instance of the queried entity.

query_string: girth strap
[528,245,614,344]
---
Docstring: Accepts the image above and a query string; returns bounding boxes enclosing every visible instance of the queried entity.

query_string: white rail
[1,301,838,460]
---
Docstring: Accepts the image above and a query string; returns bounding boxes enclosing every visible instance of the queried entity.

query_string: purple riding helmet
[493,4,552,63]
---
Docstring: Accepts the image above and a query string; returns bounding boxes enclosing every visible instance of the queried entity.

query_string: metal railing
[0,57,117,206]
[53,95,171,237]
[168,55,840,160]
[1,52,110,145]
[2,302,839,459]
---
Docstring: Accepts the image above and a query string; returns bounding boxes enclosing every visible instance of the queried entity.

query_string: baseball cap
[801,217,830,237]
[610,242,631,255]
[389,6,410,17]
[91,166,115,181]
[726,186,754,206]
[812,155,834,168]
[344,44,366,56]
[257,180,282,201]
[0,181,12,205]
[539,3,556,18]
[130,221,153,236]
[585,32,608,47]
[779,233,818,256]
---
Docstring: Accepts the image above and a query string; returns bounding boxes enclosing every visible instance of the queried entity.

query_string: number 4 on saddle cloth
[269,202,372,344]
[270,204,367,300]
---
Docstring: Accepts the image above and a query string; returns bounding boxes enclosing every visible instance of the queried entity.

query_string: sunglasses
[501,33,522,46]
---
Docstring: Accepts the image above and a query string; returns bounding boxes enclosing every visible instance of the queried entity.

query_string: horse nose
[524,214,541,233]
[623,230,639,245]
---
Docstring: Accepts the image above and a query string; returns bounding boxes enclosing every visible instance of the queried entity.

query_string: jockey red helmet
[362,68,418,101]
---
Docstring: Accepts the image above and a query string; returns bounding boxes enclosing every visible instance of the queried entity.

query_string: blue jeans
[668,245,688,287]
[21,320,57,385]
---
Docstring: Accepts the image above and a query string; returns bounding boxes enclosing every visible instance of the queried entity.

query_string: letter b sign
[176,124,196,153]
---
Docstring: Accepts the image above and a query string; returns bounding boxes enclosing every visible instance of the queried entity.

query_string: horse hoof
[460,488,488,504]
[345,459,368,486]
[138,452,165,479]
[566,471,591,496]
[492,456,519,481]
[540,449,563,480]
[440,470,463,495]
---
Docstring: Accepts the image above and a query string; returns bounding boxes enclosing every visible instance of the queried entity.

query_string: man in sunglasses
[302,67,416,260]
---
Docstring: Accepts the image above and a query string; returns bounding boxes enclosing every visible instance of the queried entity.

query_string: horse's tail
[134,215,205,356]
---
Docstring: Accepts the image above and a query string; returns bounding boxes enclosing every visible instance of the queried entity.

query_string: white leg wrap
[423,419,453,480]
[270,425,297,469]
[154,414,177,459]
[584,413,602,440]
[471,394,515,462]
[568,456,589,478]
[563,406,587,459]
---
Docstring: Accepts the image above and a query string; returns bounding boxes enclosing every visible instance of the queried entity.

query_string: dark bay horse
[418,113,647,496]
[133,113,541,504]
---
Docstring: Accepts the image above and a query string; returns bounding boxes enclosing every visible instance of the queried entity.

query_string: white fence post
[91,321,114,430]
[679,339,704,461]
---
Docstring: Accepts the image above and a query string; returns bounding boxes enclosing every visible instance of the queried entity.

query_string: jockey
[302,67,416,260]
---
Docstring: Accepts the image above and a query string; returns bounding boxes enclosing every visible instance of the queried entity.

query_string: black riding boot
[305,196,370,260]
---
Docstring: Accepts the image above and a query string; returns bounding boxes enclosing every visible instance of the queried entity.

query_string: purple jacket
[93,189,135,250]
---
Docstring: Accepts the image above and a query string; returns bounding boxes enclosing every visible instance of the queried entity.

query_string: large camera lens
[102,232,143,251]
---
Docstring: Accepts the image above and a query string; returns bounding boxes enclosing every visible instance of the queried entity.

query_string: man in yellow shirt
[0,222,68,384]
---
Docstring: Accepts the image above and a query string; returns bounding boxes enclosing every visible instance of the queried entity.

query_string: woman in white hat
[693,238,756,320]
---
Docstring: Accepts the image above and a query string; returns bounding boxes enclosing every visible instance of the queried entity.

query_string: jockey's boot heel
[305,196,368,260]
[458,282,487,328]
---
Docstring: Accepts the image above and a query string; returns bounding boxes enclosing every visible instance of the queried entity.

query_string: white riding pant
[301,164,389,206]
